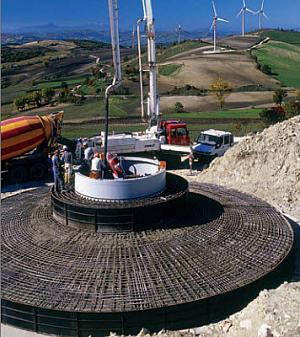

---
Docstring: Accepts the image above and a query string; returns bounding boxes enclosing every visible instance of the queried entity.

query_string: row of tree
[14,88,55,111]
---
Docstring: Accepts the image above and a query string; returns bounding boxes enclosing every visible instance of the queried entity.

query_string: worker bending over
[89,153,105,179]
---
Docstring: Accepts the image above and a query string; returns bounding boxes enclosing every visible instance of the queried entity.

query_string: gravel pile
[194,116,300,220]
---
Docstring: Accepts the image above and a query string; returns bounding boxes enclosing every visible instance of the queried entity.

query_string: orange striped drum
[1,115,53,161]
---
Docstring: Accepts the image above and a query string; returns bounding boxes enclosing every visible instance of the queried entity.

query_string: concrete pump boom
[144,0,160,129]
[104,0,122,161]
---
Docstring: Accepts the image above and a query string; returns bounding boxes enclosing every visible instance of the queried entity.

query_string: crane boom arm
[144,0,159,128]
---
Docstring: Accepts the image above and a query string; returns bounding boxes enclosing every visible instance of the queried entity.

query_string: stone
[257,324,273,337]
[137,328,150,337]
[240,319,252,330]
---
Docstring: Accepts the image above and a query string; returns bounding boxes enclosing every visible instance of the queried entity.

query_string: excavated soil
[195,116,300,219]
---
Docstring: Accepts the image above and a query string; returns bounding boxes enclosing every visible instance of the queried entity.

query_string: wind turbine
[176,24,182,44]
[256,0,269,30]
[237,0,255,37]
[210,0,229,52]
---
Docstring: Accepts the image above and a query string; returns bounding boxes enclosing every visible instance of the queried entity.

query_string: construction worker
[62,145,73,190]
[75,138,83,161]
[89,153,105,179]
[83,143,94,169]
[106,153,125,179]
[52,150,64,192]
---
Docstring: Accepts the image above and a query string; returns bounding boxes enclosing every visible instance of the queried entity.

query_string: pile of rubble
[196,116,300,220]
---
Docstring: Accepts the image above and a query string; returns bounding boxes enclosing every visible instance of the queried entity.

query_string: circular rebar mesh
[1,182,293,313]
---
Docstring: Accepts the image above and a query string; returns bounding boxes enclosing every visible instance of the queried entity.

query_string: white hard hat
[63,145,67,150]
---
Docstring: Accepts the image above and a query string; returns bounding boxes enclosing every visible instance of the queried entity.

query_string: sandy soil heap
[197,116,300,220]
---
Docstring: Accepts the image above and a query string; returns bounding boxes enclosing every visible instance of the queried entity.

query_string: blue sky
[2,0,300,32]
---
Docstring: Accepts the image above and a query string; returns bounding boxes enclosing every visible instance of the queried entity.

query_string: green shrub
[174,102,185,113]
[259,107,286,125]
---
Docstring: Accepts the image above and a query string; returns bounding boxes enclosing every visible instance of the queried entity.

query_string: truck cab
[159,120,190,146]
[193,129,234,159]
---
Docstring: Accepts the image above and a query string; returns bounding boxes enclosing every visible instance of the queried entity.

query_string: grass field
[157,40,208,62]
[260,30,300,45]
[1,96,141,121]
[158,63,182,76]
[253,41,300,88]
[32,76,88,90]
[164,108,262,119]
[61,120,264,140]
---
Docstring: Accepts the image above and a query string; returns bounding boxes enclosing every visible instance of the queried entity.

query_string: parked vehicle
[192,129,234,159]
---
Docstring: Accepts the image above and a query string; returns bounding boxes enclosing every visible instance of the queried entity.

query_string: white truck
[192,129,234,160]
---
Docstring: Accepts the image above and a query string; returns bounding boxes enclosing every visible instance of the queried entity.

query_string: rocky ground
[178,116,300,220]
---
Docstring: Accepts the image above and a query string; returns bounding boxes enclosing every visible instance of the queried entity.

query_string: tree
[210,77,232,109]
[261,64,272,75]
[259,107,286,125]
[273,88,287,106]
[174,101,185,113]
[284,99,300,118]
[61,82,68,90]
[41,88,55,103]
[14,97,26,111]
[31,91,42,107]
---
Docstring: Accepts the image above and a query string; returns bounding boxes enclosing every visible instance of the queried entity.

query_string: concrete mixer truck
[1,111,64,183]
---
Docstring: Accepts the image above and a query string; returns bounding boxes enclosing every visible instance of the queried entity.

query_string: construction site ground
[1,117,300,337]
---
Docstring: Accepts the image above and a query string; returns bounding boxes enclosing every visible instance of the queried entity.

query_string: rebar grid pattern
[1,182,293,313]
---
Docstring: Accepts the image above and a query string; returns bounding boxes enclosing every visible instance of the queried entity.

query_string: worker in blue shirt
[52,149,64,192]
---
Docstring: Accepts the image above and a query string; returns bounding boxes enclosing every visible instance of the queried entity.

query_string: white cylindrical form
[75,157,166,200]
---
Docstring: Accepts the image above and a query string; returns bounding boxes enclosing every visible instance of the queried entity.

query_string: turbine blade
[261,0,265,11]
[263,12,269,20]
[218,18,229,23]
[209,20,214,31]
[236,8,243,17]
[243,0,246,7]
[246,8,256,14]
[212,0,217,16]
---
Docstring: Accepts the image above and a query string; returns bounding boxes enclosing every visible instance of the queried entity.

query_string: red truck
[159,120,190,146]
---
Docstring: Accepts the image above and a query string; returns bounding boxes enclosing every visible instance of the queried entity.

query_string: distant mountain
[1,24,240,46]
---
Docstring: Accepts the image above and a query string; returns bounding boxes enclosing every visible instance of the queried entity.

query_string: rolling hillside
[253,32,300,88]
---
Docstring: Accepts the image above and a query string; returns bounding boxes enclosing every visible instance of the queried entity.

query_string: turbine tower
[237,0,255,37]
[176,24,182,44]
[210,0,229,52]
[256,0,269,30]
[131,24,135,49]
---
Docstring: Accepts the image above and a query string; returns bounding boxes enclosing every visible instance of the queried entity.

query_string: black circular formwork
[51,173,189,232]
[1,177,294,337]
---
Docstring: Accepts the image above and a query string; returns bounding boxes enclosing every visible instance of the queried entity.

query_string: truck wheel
[30,163,47,180]
[10,166,28,183]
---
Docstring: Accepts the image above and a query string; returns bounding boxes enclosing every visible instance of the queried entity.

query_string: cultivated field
[2,31,299,141]
[158,51,278,90]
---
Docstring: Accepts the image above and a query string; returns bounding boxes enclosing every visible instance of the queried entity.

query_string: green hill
[259,29,300,45]
[253,34,300,88]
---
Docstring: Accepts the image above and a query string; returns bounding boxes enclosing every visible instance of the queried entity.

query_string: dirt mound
[196,116,300,219]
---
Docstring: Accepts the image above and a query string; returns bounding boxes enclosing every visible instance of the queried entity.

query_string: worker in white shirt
[89,153,104,179]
